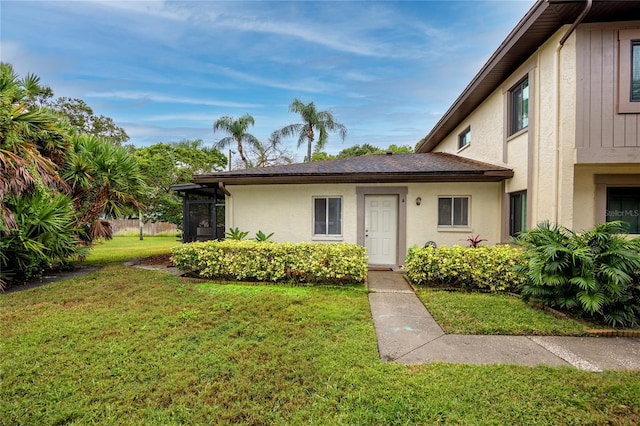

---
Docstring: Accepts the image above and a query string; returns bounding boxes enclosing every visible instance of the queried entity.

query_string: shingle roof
[191,152,513,185]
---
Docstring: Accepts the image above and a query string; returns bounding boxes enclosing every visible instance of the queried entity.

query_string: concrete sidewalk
[367,271,640,371]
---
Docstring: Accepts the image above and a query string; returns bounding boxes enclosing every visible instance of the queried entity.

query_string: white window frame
[312,196,342,238]
[437,196,470,228]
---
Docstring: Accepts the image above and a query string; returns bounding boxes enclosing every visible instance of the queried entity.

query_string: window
[632,41,640,102]
[510,78,529,135]
[509,191,527,236]
[606,187,640,234]
[618,30,640,113]
[458,126,471,150]
[438,196,469,227]
[313,197,342,235]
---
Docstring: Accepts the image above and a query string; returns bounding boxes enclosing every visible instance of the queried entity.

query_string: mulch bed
[132,253,174,267]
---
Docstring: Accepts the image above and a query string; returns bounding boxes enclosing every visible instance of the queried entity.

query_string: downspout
[218,181,231,197]
[553,0,591,224]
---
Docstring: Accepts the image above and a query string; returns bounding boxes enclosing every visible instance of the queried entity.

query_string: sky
[1,0,535,161]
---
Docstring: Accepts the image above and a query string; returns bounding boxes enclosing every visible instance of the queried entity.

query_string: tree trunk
[306,125,314,163]
[236,139,250,168]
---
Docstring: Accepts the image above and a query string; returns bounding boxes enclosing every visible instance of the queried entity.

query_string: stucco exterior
[427,19,640,236]
[224,181,503,265]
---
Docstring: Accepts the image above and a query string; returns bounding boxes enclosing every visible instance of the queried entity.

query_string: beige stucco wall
[431,26,579,233]
[405,182,503,248]
[573,164,640,232]
[224,181,504,260]
[432,93,505,166]
[532,29,577,229]
[226,183,359,244]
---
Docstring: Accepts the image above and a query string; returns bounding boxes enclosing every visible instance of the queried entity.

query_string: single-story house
[174,0,640,269]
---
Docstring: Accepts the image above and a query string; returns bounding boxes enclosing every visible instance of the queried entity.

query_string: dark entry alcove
[171,184,225,242]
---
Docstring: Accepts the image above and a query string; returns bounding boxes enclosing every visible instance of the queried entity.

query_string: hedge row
[405,245,526,292]
[171,240,367,284]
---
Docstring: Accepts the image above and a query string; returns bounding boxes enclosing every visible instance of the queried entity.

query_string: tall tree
[213,114,259,168]
[48,97,129,146]
[336,143,381,158]
[63,134,146,240]
[0,62,69,229]
[249,133,294,168]
[134,140,226,225]
[275,98,347,163]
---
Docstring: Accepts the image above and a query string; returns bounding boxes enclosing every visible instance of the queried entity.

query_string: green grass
[84,235,181,266]
[2,266,640,424]
[415,288,588,335]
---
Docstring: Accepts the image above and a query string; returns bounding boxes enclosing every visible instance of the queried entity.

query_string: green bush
[1,192,86,286]
[406,245,525,292]
[513,221,640,327]
[171,240,367,284]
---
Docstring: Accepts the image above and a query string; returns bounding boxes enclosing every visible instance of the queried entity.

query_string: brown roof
[191,152,513,185]
[416,0,640,153]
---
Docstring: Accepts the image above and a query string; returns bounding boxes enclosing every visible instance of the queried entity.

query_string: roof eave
[191,170,514,186]
[416,0,550,153]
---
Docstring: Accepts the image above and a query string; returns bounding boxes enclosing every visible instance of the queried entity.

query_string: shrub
[1,192,86,286]
[171,240,367,284]
[406,244,525,293]
[513,221,640,327]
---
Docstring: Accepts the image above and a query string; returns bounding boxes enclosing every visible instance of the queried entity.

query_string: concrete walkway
[367,271,640,371]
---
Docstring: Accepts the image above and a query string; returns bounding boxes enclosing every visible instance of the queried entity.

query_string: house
[175,0,640,269]
[416,0,640,240]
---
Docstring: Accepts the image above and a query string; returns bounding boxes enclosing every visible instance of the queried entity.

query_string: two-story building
[176,0,640,269]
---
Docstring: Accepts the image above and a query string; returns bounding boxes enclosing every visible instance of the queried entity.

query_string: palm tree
[63,134,146,240]
[213,114,259,169]
[275,99,347,162]
[0,63,69,229]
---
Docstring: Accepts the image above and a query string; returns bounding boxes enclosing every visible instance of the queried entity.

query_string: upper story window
[632,41,640,102]
[313,196,342,236]
[618,29,640,113]
[458,126,471,150]
[510,78,529,135]
[438,196,469,227]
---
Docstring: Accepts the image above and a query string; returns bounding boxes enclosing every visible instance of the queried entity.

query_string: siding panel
[601,29,614,148]
[576,25,640,162]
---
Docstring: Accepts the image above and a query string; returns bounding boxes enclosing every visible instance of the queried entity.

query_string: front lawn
[415,288,589,335]
[2,266,639,424]
[84,235,181,266]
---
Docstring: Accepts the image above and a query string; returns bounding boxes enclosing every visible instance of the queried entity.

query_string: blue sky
[2,0,535,161]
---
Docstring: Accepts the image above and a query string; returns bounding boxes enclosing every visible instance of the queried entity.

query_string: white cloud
[85,91,262,109]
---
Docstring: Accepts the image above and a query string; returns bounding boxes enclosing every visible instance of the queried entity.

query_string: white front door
[365,195,398,265]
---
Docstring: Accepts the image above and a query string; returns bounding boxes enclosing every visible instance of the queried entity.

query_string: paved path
[367,271,640,371]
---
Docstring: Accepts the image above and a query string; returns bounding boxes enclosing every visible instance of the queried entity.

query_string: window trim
[458,126,471,151]
[437,196,470,228]
[312,196,343,238]
[509,77,529,136]
[618,29,640,114]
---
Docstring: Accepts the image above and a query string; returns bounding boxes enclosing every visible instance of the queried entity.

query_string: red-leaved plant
[466,234,487,248]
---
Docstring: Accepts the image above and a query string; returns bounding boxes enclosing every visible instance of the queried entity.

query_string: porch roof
[191,152,513,186]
